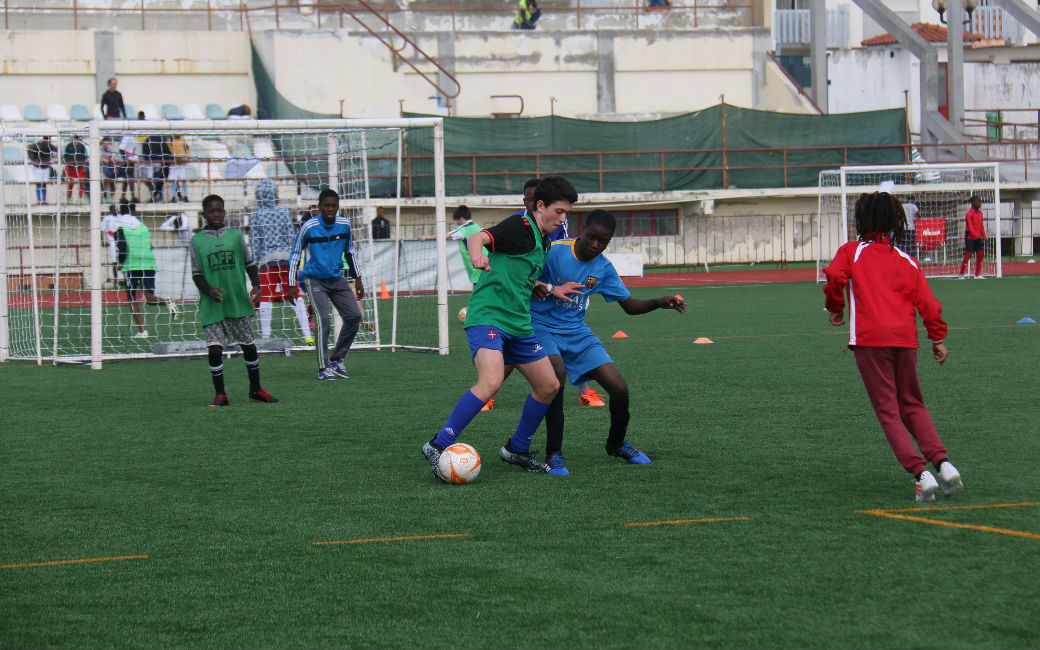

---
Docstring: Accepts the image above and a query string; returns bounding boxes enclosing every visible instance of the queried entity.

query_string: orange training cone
[612,331,629,338]
[694,337,714,344]
[380,280,391,300]
[675,294,684,301]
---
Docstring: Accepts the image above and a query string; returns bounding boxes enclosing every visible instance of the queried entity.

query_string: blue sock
[508,394,552,453]
[433,390,487,447]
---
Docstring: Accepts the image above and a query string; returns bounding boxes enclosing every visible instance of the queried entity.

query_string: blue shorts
[465,325,547,365]
[532,323,613,386]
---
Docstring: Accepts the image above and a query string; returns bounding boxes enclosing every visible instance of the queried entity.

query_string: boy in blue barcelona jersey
[286,188,364,381]
[513,177,610,408]
[530,209,686,475]
[190,194,278,407]
[421,176,585,481]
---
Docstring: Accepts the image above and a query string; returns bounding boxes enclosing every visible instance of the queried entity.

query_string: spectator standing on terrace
[513,0,541,29]
[26,136,57,206]
[63,134,89,205]
[101,77,127,120]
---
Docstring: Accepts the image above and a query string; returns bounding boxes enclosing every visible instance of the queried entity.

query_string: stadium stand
[205,104,227,120]
[23,105,47,122]
[46,104,71,121]
[183,103,205,120]
[70,104,92,121]
[137,104,160,120]
[161,104,184,120]
[0,104,22,122]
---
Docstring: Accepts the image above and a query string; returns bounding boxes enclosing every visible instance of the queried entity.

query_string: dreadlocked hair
[853,191,906,247]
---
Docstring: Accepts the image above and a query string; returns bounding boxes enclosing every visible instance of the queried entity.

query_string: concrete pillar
[810,0,828,112]
[437,32,456,113]
[596,32,615,114]
[946,0,964,136]
[95,31,115,103]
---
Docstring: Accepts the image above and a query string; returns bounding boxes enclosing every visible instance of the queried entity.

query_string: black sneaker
[499,443,548,473]
[208,394,229,408]
[422,441,448,483]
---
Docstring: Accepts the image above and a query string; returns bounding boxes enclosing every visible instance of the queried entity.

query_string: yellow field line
[859,502,1040,540]
[1,554,148,569]
[621,517,753,527]
[867,501,1040,514]
[313,533,472,546]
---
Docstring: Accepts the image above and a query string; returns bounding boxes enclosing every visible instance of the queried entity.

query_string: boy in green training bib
[189,194,278,407]
[421,176,585,481]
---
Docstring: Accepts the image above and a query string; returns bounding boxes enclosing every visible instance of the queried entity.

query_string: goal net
[1,118,449,366]
[817,163,1001,280]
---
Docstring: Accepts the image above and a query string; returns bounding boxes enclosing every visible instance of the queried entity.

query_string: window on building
[569,209,679,237]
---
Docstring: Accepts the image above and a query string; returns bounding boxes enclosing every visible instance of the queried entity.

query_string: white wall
[0,30,254,115]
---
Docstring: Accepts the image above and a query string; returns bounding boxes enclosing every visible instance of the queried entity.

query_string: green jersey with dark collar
[464,213,549,337]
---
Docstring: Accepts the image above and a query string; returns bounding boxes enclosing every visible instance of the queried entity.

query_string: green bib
[120,223,156,271]
[464,217,546,337]
[455,222,486,285]
[192,228,255,326]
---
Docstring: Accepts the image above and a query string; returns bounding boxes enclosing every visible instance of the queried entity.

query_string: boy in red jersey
[823,192,964,502]
[958,194,986,279]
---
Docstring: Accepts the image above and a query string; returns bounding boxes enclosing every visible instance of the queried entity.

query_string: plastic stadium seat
[70,104,92,121]
[93,104,104,119]
[0,104,22,122]
[125,105,136,119]
[23,104,47,122]
[182,103,205,120]
[161,104,184,120]
[136,104,160,120]
[205,103,227,120]
[46,104,71,121]
[3,145,23,163]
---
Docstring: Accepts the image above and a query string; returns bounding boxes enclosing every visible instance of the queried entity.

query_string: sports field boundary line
[313,533,472,546]
[0,554,148,569]
[859,502,1040,540]
[621,517,753,527]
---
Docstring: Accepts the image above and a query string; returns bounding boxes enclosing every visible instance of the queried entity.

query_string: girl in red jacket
[958,194,986,279]
[823,192,964,502]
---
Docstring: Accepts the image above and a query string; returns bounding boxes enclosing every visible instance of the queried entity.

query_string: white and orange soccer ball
[458,306,468,322]
[437,443,482,484]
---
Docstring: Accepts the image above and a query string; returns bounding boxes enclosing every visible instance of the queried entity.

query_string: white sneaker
[134,329,149,338]
[974,275,985,280]
[938,461,964,497]
[915,470,939,502]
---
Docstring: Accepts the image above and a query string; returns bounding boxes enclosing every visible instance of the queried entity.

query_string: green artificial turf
[2,276,1038,649]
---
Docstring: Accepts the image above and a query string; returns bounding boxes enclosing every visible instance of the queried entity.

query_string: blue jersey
[530,239,630,332]
[288,215,354,285]
[512,208,568,242]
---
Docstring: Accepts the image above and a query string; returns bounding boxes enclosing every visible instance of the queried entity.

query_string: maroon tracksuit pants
[853,346,948,476]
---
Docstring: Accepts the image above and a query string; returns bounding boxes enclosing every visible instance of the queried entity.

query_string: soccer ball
[458,306,468,322]
[437,443,482,484]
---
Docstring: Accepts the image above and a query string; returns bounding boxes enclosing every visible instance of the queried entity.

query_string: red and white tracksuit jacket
[823,236,947,348]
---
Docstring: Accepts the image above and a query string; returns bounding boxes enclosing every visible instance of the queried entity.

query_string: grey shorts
[203,316,255,347]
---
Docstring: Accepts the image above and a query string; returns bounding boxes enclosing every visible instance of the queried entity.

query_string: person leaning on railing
[513,0,541,29]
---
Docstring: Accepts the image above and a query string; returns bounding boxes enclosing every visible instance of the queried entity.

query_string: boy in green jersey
[421,176,585,481]
[190,195,278,407]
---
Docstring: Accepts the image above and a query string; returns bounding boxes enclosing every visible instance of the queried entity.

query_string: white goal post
[817,162,1001,280]
[1,118,449,368]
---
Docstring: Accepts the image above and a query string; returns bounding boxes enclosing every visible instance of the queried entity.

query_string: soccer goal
[0,118,449,367]
[817,162,1001,280]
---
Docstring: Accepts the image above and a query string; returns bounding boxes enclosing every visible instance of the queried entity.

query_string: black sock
[544,387,565,456]
[243,345,261,392]
[605,399,630,451]
[208,346,225,395]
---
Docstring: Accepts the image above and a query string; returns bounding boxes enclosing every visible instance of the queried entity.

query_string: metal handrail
[2,0,757,31]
